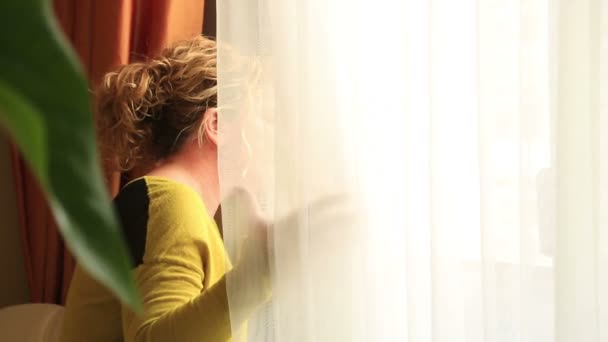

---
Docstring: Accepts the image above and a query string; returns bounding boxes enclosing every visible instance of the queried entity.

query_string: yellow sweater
[60,176,235,342]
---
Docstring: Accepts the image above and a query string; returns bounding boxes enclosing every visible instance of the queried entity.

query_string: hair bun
[96,36,217,173]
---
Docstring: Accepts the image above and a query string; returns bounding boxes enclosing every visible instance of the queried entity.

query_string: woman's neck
[146,144,220,217]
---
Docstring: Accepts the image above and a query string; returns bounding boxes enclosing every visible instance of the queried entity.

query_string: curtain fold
[10,0,208,305]
[9,149,68,303]
[217,0,607,341]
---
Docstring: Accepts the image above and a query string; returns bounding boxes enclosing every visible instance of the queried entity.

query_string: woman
[60,36,270,342]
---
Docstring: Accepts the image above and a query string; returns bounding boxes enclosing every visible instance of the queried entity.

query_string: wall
[0,134,29,307]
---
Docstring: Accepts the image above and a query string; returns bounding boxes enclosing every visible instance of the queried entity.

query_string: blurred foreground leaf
[0,0,141,311]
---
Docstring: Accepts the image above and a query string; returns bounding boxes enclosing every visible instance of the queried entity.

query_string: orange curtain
[11,0,208,305]
[10,154,73,304]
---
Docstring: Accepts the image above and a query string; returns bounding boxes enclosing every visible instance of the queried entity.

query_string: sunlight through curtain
[217,0,607,341]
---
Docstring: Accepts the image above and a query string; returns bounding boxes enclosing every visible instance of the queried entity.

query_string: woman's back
[60,176,231,342]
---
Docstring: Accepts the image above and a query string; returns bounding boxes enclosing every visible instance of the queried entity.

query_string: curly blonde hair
[96,35,217,172]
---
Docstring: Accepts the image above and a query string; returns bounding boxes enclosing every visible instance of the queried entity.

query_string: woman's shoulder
[143,175,203,204]
[115,176,206,219]
[131,175,212,227]
[114,176,217,267]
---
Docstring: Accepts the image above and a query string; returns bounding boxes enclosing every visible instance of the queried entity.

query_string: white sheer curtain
[216,0,608,341]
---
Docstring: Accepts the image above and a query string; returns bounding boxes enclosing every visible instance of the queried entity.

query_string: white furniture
[0,304,64,342]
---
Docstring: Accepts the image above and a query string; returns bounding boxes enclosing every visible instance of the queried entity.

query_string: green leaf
[0,82,46,176]
[0,0,141,311]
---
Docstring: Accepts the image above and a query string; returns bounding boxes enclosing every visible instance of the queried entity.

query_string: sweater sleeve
[120,181,269,342]
[120,181,232,342]
[121,260,233,342]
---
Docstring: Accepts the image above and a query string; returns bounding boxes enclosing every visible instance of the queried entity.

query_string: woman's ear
[203,107,219,146]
